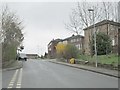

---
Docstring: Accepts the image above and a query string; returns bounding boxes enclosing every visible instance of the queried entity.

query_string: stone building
[26,54,40,59]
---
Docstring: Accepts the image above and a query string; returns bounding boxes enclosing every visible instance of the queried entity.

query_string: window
[80,44,82,49]
[78,44,80,50]
[63,41,67,44]
[96,28,99,33]
[48,48,51,51]
[74,39,76,42]
[76,45,79,49]
[77,38,79,42]
[112,38,115,46]
[71,39,73,42]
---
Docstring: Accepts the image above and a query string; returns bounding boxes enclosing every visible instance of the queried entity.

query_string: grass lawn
[78,54,118,65]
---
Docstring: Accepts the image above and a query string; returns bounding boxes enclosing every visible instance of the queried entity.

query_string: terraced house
[83,20,120,55]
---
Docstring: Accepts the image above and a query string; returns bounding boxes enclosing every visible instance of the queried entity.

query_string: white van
[18,53,27,61]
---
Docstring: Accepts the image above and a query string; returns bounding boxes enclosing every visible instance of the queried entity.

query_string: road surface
[2,59,118,88]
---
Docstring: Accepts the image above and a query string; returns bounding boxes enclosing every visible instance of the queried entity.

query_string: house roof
[63,34,84,41]
[83,20,120,30]
[48,34,84,45]
[48,39,62,46]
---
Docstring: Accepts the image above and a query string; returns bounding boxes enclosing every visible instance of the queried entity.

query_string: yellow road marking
[7,68,23,88]
[7,69,19,88]
[16,68,22,88]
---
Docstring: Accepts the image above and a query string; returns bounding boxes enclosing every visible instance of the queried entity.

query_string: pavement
[49,60,119,78]
[2,60,23,71]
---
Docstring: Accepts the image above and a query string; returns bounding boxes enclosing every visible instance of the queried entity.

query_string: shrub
[91,32,112,55]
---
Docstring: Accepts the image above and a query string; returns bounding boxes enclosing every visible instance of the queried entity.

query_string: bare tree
[103,2,118,22]
[0,29,4,44]
[65,2,118,35]
[65,9,83,35]
[65,2,103,35]
[77,2,104,28]
[0,6,3,43]
[1,5,24,66]
[102,2,118,21]
[2,6,24,46]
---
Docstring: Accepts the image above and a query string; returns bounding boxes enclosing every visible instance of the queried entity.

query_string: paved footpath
[2,61,23,71]
[49,60,119,78]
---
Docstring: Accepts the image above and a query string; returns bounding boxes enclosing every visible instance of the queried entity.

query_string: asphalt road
[2,59,118,88]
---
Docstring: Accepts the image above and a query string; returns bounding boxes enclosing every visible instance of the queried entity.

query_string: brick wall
[84,20,119,55]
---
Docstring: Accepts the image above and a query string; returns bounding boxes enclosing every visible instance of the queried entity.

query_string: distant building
[48,39,62,58]
[47,35,84,58]
[58,34,84,53]
[26,54,40,59]
[83,20,120,55]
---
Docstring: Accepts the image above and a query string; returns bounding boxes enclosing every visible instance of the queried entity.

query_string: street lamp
[88,9,97,67]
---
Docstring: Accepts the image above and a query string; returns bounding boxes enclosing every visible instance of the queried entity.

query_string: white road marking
[16,68,22,88]
[7,69,19,88]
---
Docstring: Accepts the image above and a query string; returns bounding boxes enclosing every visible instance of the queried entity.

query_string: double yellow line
[7,68,23,88]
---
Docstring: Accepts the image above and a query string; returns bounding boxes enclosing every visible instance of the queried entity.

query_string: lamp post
[118,2,120,23]
[88,9,97,67]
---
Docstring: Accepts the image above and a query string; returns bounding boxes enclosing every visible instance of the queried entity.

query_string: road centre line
[7,69,19,88]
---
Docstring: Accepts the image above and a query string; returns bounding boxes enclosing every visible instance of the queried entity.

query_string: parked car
[17,53,27,61]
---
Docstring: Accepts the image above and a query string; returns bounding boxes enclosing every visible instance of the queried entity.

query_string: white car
[18,53,27,61]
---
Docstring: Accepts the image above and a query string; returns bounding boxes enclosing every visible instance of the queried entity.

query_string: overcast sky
[4,2,78,55]
[1,0,119,56]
